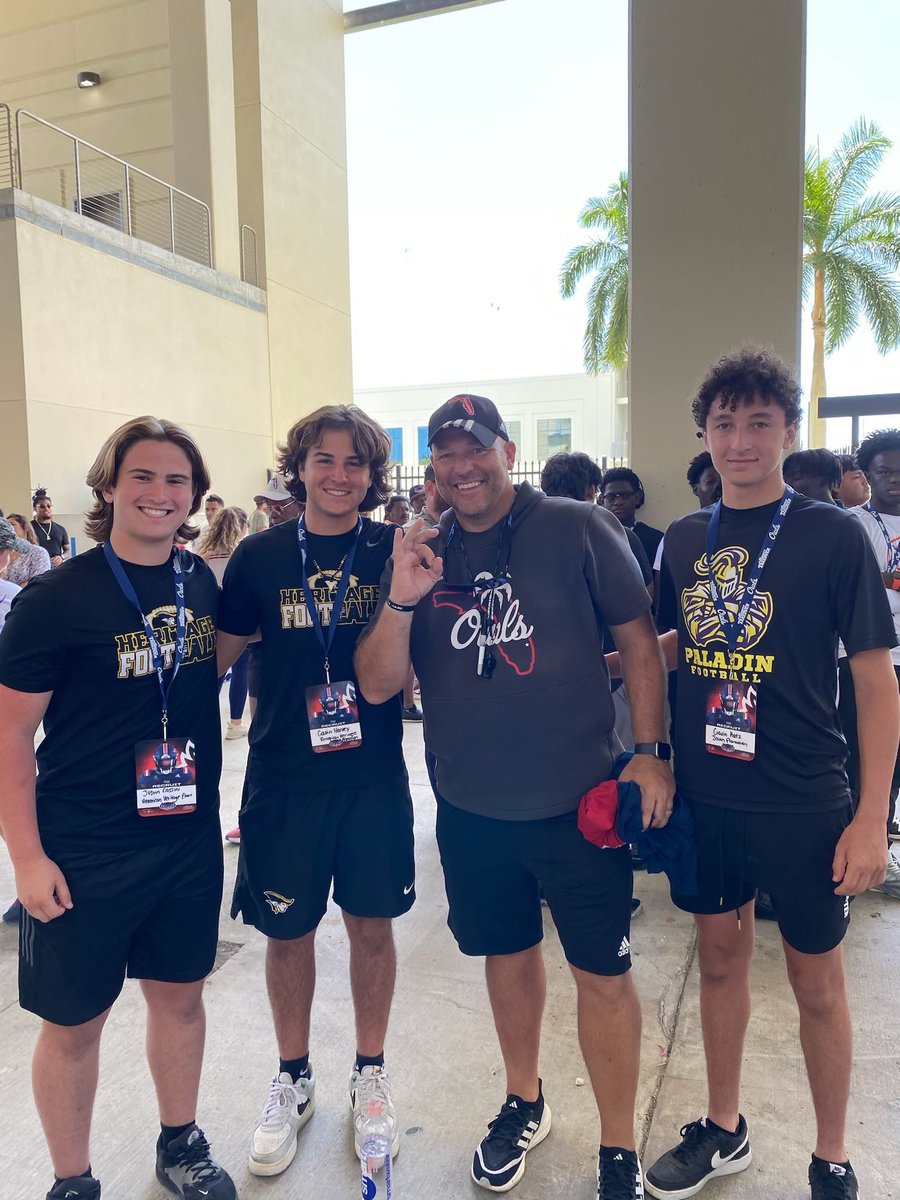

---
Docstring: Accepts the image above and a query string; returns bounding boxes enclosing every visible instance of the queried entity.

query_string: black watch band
[633,741,672,761]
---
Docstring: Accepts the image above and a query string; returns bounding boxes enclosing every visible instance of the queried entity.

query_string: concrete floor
[1,715,898,1199]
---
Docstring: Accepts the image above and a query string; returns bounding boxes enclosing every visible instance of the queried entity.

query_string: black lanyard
[296,515,362,683]
[103,541,186,740]
[863,503,900,571]
[705,488,794,657]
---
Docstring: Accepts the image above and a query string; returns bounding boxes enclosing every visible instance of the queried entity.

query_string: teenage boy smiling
[648,348,898,1200]
[216,406,415,1181]
[0,417,233,1200]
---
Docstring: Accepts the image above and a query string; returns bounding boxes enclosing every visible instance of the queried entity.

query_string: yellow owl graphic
[682,547,774,651]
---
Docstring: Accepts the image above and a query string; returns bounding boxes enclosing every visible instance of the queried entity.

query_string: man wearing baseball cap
[408,484,426,516]
[356,393,673,1200]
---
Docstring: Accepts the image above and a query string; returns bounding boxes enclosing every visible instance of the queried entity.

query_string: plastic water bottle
[359,1097,393,1199]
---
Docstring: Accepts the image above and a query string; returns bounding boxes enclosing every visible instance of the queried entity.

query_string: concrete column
[231,0,354,447]
[629,0,806,528]
[169,0,241,277]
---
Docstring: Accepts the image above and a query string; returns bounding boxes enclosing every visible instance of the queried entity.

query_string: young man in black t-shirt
[217,406,413,1180]
[600,466,664,567]
[646,348,898,1200]
[31,488,70,566]
[0,418,235,1200]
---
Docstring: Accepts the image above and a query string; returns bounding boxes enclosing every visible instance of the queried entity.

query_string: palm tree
[804,118,900,446]
[559,173,629,373]
[561,121,900,445]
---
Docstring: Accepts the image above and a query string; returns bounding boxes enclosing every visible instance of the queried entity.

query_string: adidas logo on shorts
[618,936,630,958]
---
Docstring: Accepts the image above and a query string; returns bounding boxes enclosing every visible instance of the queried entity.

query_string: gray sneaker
[155,1124,236,1198]
[870,854,900,899]
[350,1064,399,1159]
[249,1070,316,1176]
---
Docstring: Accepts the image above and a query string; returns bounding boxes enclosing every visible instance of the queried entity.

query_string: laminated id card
[305,680,363,753]
[134,738,197,815]
[705,682,756,761]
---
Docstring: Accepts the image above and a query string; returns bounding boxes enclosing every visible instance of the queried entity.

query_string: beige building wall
[629,0,806,530]
[233,0,354,444]
[0,193,270,542]
[0,0,175,185]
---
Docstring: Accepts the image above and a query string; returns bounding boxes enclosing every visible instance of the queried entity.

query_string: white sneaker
[225,723,248,740]
[870,853,900,900]
[248,1070,316,1176]
[349,1064,399,1159]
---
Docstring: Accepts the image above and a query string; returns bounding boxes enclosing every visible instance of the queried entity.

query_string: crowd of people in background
[1,346,899,1200]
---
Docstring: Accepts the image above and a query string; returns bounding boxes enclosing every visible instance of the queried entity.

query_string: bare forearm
[851,654,900,822]
[606,629,677,680]
[0,733,43,862]
[618,635,667,743]
[355,608,414,704]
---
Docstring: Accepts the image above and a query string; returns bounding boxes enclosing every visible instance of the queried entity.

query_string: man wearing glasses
[355,394,674,1200]
[600,467,664,569]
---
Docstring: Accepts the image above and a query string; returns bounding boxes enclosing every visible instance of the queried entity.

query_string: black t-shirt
[0,547,221,853]
[31,520,68,560]
[658,495,896,813]
[632,520,663,567]
[218,517,403,788]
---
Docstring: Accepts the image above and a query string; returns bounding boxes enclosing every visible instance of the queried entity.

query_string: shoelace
[667,1119,718,1164]
[599,1151,643,1200]
[170,1129,220,1187]
[355,1069,394,1114]
[259,1076,306,1130]
[485,1101,536,1151]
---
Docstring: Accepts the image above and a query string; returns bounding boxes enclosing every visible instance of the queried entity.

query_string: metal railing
[15,108,212,267]
[0,103,14,187]
[240,223,259,286]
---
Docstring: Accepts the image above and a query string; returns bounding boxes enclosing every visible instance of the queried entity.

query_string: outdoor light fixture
[77,71,101,89]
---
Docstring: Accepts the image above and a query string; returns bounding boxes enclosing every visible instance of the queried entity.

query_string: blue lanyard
[103,541,187,739]
[863,503,900,571]
[705,488,794,656]
[297,515,362,683]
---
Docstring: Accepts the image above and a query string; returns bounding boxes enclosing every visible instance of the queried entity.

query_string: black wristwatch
[633,741,672,761]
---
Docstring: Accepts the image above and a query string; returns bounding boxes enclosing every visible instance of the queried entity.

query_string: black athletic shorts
[671,800,853,954]
[19,820,224,1027]
[231,771,416,939]
[435,796,634,976]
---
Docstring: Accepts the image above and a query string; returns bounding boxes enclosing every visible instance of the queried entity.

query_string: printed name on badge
[134,738,198,815]
[705,681,756,761]
[305,680,363,753]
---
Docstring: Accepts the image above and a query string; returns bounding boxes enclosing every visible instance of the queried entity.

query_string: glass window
[505,419,522,448]
[536,418,571,459]
[417,426,430,464]
[385,427,403,463]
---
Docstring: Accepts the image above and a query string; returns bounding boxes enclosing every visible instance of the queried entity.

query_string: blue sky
[345,0,900,444]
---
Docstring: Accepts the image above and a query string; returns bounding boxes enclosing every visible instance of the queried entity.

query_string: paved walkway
[1,717,897,1199]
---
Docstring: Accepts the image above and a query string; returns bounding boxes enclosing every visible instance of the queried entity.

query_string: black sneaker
[402,705,424,722]
[645,1115,751,1198]
[598,1146,645,1199]
[46,1176,100,1200]
[471,1084,552,1192]
[809,1156,859,1199]
[155,1125,237,1199]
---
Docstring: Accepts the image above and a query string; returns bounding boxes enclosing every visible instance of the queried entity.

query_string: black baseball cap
[427,394,509,448]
